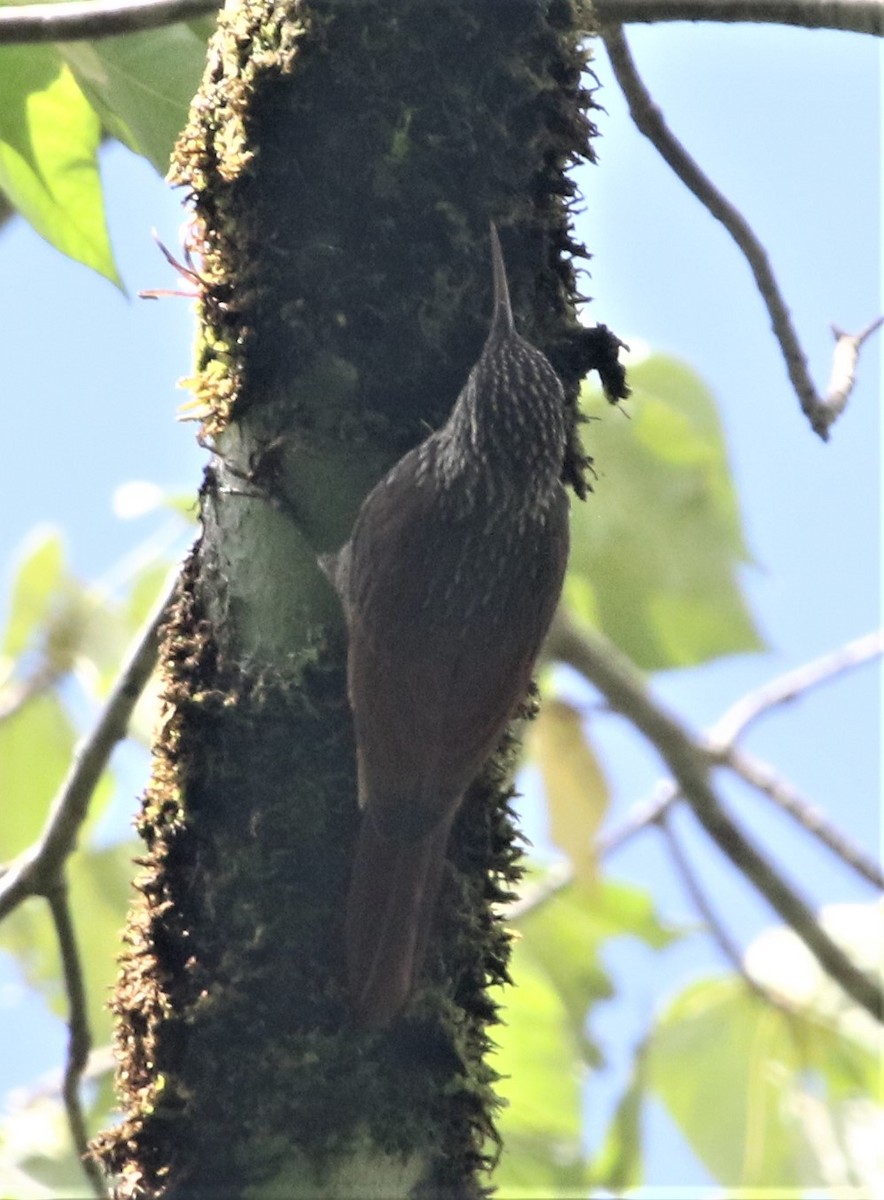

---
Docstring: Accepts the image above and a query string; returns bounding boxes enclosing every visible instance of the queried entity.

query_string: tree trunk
[93,1,600,1195]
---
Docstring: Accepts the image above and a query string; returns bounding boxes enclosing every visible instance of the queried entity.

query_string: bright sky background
[1,18,880,1191]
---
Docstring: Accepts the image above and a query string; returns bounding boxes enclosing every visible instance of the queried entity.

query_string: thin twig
[1,0,879,43]
[710,630,883,746]
[0,0,217,43]
[517,630,880,922]
[547,613,883,1021]
[0,574,177,920]
[721,745,884,889]
[596,778,678,858]
[589,0,884,34]
[599,22,882,441]
[47,885,108,1199]
[656,807,780,1004]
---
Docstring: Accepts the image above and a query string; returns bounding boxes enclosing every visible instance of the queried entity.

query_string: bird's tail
[345,807,457,1028]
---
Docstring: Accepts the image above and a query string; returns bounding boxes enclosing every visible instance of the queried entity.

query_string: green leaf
[0,1093,85,1198]
[0,1055,116,1197]
[71,590,138,692]
[515,878,680,1063]
[2,527,134,692]
[1,528,65,660]
[745,902,883,1040]
[0,46,119,284]
[590,1044,647,1191]
[516,882,612,1064]
[647,977,806,1185]
[0,842,133,1044]
[0,690,74,860]
[568,354,763,670]
[527,699,609,882]
[646,965,884,1189]
[61,25,210,174]
[67,842,135,1041]
[577,877,682,951]
[494,941,587,1194]
[118,562,170,748]
[125,562,173,632]
[743,903,884,1111]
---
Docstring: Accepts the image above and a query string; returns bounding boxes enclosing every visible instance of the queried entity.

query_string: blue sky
[1,18,880,1191]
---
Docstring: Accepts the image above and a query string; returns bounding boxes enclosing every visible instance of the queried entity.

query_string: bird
[324,224,571,1027]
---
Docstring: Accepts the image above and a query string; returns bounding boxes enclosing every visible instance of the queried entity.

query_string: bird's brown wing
[345,469,569,842]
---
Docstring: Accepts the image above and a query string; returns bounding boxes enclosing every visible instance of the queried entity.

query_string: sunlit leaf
[0,46,119,283]
[590,1043,647,1191]
[1,529,66,661]
[745,901,883,1051]
[515,882,611,1064]
[515,878,679,1062]
[567,354,763,670]
[0,1094,74,1198]
[0,691,73,859]
[529,699,609,882]
[0,528,123,682]
[0,1055,116,1197]
[0,1163,53,1199]
[0,843,133,1044]
[116,561,174,746]
[494,940,587,1193]
[73,593,136,693]
[125,561,175,631]
[582,877,682,950]
[61,25,210,173]
[67,842,134,1042]
[646,961,883,1189]
[743,900,884,1191]
[647,977,807,1185]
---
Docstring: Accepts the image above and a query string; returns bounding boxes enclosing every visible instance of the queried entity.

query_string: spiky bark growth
[94,1,606,1196]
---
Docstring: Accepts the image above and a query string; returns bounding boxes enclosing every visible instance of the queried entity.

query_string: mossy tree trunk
[94,1,601,1195]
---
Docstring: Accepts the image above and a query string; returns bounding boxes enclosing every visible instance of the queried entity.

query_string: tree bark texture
[93,1,601,1195]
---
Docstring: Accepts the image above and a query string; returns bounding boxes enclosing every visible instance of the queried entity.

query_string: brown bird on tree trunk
[324,225,570,1028]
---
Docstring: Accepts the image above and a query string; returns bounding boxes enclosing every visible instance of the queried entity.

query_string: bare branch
[516,630,880,922]
[547,612,883,1021]
[0,0,216,44]
[0,574,176,920]
[721,745,884,889]
[710,629,883,745]
[598,779,678,857]
[2,0,878,44]
[599,21,881,440]
[657,811,745,973]
[656,808,790,1008]
[591,0,884,35]
[515,630,880,942]
[47,886,108,1199]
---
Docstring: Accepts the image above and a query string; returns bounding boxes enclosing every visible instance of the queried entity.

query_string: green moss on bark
[170,0,600,498]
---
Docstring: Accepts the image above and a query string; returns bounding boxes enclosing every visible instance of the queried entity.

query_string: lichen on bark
[92,1,604,1196]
